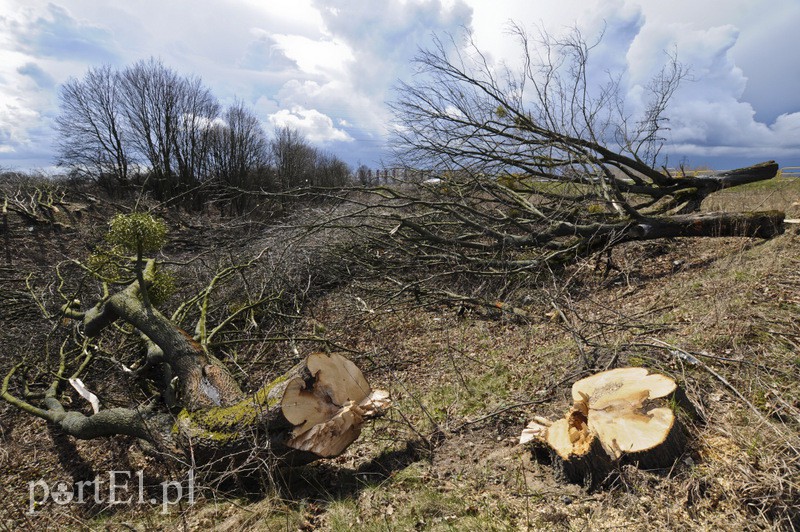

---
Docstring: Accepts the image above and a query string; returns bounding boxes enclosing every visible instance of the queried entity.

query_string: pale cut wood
[286,389,391,457]
[282,353,390,457]
[174,352,391,465]
[521,367,687,487]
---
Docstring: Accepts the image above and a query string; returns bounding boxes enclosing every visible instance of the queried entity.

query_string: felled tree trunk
[173,353,390,465]
[16,261,391,467]
[520,368,687,488]
[77,261,246,410]
[627,211,785,241]
[563,210,785,255]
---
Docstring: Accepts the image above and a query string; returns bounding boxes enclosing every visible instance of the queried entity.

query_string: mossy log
[173,352,390,465]
[3,259,390,468]
[521,368,687,488]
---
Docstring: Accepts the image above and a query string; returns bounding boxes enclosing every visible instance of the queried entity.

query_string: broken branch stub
[521,367,687,487]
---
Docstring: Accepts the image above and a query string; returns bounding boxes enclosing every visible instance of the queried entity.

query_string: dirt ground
[1,179,799,531]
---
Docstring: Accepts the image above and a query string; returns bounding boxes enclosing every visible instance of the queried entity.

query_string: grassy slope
[2,178,799,530]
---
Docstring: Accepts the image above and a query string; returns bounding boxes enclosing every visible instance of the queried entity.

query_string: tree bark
[5,261,390,468]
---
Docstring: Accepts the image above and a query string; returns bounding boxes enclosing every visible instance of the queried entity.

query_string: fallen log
[627,211,785,240]
[520,367,687,488]
[543,210,784,255]
[3,256,390,469]
[173,352,391,465]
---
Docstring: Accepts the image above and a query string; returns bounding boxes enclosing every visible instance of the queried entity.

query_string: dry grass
[2,177,800,530]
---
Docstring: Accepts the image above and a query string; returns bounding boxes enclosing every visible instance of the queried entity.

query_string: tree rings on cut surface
[282,353,391,457]
[520,367,687,487]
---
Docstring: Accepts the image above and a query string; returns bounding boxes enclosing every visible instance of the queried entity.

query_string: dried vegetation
[1,175,799,530]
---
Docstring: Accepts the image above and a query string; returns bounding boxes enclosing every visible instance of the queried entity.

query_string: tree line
[55,58,350,212]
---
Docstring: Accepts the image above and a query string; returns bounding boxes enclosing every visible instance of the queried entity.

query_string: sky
[0,0,798,173]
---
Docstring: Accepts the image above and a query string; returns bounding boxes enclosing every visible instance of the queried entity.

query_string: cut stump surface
[521,367,686,487]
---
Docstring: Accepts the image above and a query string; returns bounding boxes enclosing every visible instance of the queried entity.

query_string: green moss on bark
[172,373,292,444]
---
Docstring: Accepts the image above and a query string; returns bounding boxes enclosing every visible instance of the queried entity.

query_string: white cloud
[625,17,800,162]
[239,29,298,72]
[0,97,40,146]
[303,0,473,158]
[0,2,117,165]
[0,49,52,160]
[268,106,353,143]
[0,0,798,170]
[271,34,354,77]
[770,113,800,147]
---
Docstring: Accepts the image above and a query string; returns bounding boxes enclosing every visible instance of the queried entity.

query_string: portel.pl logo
[28,470,195,514]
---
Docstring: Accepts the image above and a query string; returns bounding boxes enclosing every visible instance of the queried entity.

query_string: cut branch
[4,254,390,468]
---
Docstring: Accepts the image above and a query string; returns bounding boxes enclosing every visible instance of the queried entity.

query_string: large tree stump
[520,368,686,487]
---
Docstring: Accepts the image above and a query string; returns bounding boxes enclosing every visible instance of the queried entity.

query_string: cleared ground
[1,178,799,530]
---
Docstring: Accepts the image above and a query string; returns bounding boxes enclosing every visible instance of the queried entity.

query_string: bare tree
[54,60,354,210]
[208,100,271,214]
[355,164,374,186]
[267,127,352,194]
[55,65,130,190]
[270,126,317,190]
[313,151,351,188]
[118,59,177,196]
[119,58,220,202]
[365,26,784,276]
[172,75,220,193]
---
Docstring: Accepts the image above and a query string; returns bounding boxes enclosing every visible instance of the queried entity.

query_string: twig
[646,338,787,439]
[768,329,800,339]
[550,299,592,369]
[452,398,551,432]
[210,335,360,355]
[629,342,794,377]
